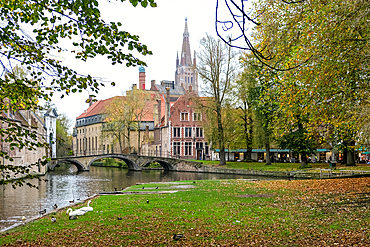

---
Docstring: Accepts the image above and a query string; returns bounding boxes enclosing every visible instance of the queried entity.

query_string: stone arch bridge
[49,154,203,172]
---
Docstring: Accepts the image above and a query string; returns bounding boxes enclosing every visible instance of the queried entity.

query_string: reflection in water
[0,164,277,230]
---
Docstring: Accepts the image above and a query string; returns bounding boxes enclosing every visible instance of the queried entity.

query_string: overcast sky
[50,0,254,130]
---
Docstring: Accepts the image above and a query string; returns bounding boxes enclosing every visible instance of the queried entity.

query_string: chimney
[139,66,146,90]
[89,96,93,107]
[151,80,156,91]
[165,87,170,126]
[157,99,161,126]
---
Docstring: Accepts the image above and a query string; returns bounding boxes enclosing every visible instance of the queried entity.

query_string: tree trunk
[300,155,308,169]
[127,127,131,153]
[343,148,348,165]
[246,112,253,161]
[265,131,271,166]
[118,133,123,153]
[137,121,141,155]
[219,149,226,166]
[346,140,356,166]
[216,102,226,166]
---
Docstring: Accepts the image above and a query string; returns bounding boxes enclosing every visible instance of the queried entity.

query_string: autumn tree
[126,89,154,154]
[233,53,266,161]
[103,96,136,153]
[197,34,238,166]
[0,0,156,185]
[252,0,370,160]
[56,113,73,157]
[103,88,153,154]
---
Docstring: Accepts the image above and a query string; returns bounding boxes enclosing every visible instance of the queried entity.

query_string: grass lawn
[194,160,370,171]
[1,178,370,246]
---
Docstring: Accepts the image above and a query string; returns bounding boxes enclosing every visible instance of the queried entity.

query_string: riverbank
[2,178,370,246]
[191,161,370,179]
[92,159,370,179]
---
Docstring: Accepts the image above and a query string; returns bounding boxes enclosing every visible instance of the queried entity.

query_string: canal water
[0,164,279,230]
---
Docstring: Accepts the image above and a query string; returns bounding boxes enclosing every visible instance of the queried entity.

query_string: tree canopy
[1,0,156,184]
[237,0,370,158]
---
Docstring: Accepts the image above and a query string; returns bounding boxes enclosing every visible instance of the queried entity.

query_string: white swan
[66,208,86,216]
[78,200,93,212]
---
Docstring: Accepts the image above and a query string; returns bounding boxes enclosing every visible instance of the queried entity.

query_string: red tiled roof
[76,95,157,122]
[76,97,119,119]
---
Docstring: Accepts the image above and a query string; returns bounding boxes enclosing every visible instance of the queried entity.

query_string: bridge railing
[73,149,173,158]
[74,150,106,156]
[139,150,175,158]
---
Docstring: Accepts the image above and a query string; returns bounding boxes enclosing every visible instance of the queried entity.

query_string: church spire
[181,18,192,66]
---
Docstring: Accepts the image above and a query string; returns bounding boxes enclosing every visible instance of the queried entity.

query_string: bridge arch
[88,154,138,170]
[49,159,87,171]
[141,159,174,171]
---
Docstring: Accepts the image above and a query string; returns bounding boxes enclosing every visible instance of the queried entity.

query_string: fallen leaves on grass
[2,178,370,246]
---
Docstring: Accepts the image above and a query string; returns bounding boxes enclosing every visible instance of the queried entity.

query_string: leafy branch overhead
[0,0,156,185]
[1,0,156,108]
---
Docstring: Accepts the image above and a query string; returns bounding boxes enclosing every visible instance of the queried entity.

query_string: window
[196,142,203,149]
[173,142,181,155]
[185,142,192,156]
[196,128,203,138]
[181,112,189,121]
[205,142,209,155]
[185,127,192,138]
[173,127,181,138]
[193,113,202,121]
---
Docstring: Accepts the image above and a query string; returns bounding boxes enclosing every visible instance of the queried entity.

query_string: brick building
[72,93,157,156]
[140,19,210,160]
[73,18,210,160]
[1,107,57,180]
[142,88,209,160]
